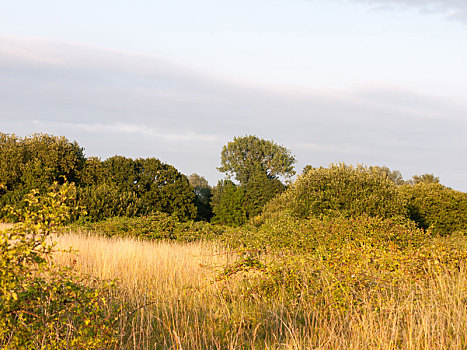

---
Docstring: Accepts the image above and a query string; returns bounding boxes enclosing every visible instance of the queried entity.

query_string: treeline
[0,133,196,222]
[1,133,466,235]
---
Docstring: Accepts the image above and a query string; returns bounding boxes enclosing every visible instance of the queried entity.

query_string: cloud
[0,36,466,190]
[31,120,222,143]
[361,0,467,24]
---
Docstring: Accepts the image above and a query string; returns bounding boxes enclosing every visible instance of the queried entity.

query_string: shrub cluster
[220,214,467,310]
[211,173,285,226]
[262,164,406,221]
[0,183,121,349]
[76,213,225,242]
[400,182,467,235]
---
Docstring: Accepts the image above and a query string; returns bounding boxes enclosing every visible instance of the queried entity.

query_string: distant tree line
[0,133,196,222]
[1,132,465,234]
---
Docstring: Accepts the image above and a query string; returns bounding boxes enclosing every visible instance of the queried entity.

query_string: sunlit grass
[52,230,467,349]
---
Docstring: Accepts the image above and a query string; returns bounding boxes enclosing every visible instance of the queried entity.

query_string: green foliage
[77,156,106,185]
[400,182,467,235]
[94,156,197,221]
[243,171,285,218]
[368,165,405,185]
[220,214,467,310]
[0,133,85,207]
[76,182,143,221]
[0,183,120,349]
[211,172,285,226]
[188,173,213,221]
[0,133,197,222]
[263,163,407,220]
[211,180,247,226]
[76,213,224,242]
[218,135,296,185]
[410,173,440,184]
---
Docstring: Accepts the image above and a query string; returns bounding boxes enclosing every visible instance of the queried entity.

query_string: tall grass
[53,230,467,349]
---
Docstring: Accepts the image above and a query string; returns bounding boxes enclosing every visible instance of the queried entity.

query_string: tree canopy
[410,173,440,185]
[188,173,213,221]
[217,135,296,185]
[0,133,197,222]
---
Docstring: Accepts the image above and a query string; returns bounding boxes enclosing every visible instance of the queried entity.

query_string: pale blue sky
[0,0,466,190]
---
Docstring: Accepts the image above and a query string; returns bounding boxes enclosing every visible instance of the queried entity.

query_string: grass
[52,229,467,349]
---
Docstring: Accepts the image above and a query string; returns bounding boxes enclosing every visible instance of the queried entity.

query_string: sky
[0,0,466,191]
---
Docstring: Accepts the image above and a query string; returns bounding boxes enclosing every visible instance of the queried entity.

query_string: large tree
[0,133,85,206]
[218,135,296,185]
[188,173,213,221]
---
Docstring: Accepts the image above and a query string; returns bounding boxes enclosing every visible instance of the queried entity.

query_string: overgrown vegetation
[401,182,467,235]
[1,132,467,348]
[0,183,121,349]
[51,229,467,349]
[220,214,467,310]
[75,213,225,242]
[262,164,407,221]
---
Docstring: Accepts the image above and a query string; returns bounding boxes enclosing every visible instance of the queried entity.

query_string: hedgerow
[75,213,225,242]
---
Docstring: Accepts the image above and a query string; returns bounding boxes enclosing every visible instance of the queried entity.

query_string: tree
[137,158,196,220]
[410,173,440,185]
[305,164,406,186]
[369,166,405,185]
[0,133,85,209]
[243,171,285,218]
[400,182,467,235]
[188,173,213,221]
[218,135,296,185]
[211,180,246,226]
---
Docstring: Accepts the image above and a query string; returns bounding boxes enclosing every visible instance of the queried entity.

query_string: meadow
[2,139,466,349]
[49,227,467,349]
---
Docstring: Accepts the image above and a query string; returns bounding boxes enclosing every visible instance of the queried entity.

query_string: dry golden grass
[52,230,467,349]
[54,231,230,302]
[0,223,13,230]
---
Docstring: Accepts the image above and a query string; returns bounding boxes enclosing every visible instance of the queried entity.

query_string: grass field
[52,230,467,349]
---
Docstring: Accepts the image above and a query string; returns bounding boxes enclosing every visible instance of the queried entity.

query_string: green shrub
[211,174,285,226]
[76,213,225,242]
[262,163,406,220]
[0,183,121,349]
[400,182,467,235]
[220,214,467,310]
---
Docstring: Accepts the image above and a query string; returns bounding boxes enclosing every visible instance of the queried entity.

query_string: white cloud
[32,120,222,143]
[361,0,467,24]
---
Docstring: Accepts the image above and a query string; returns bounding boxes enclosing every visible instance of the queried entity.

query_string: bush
[400,182,467,235]
[0,183,121,349]
[220,214,467,310]
[262,163,406,220]
[76,213,225,242]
